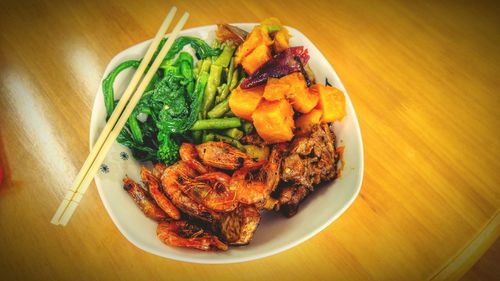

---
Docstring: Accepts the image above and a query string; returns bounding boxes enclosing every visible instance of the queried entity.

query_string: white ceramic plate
[90,23,364,264]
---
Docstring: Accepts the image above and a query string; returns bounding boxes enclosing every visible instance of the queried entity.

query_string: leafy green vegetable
[103,36,219,163]
[157,71,208,163]
[154,36,222,63]
[102,60,140,118]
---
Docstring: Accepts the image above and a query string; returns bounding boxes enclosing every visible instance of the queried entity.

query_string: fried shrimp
[179,143,213,174]
[157,220,228,251]
[140,166,181,220]
[186,172,237,212]
[160,161,218,222]
[231,144,286,205]
[123,177,167,221]
[196,141,255,170]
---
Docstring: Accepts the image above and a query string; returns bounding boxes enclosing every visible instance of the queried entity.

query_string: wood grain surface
[0,0,499,280]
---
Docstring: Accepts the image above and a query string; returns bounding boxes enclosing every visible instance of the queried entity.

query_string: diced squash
[252,99,294,143]
[274,28,291,53]
[235,26,272,65]
[263,78,290,101]
[228,86,264,121]
[295,109,323,135]
[280,72,318,113]
[241,44,271,75]
[280,72,305,86]
[289,87,319,113]
[311,84,346,122]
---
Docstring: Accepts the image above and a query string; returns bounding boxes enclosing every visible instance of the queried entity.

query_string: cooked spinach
[103,36,220,163]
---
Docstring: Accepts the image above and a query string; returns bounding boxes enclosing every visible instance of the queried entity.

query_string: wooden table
[1,0,498,280]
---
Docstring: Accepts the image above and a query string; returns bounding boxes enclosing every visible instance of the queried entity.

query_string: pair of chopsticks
[51,7,189,226]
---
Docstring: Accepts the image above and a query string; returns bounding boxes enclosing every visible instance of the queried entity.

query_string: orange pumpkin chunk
[252,99,294,143]
[235,26,272,65]
[281,72,319,113]
[241,44,272,75]
[311,84,346,122]
[228,86,264,121]
[263,78,290,101]
[295,109,323,135]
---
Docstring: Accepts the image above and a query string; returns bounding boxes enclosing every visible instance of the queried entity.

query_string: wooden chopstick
[50,7,178,226]
[55,11,190,226]
[51,9,190,226]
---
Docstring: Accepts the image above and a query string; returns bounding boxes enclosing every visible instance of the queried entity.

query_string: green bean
[200,59,212,73]
[214,42,236,68]
[211,40,221,62]
[201,64,223,117]
[217,59,234,103]
[214,84,227,104]
[207,99,230,119]
[190,117,241,131]
[213,134,246,151]
[241,121,254,135]
[229,68,239,90]
[223,128,244,140]
[194,60,202,76]
[202,133,215,142]
[217,83,227,95]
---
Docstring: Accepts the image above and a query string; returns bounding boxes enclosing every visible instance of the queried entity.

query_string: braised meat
[278,123,339,216]
[277,185,311,217]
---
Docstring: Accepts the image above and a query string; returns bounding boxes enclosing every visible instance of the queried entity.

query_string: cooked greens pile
[103,36,251,164]
[103,36,219,163]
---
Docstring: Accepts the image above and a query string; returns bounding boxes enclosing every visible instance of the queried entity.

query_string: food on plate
[160,161,218,223]
[278,123,339,216]
[157,220,228,251]
[251,99,295,143]
[141,167,181,220]
[196,141,256,170]
[311,84,346,122]
[295,109,323,135]
[219,205,261,245]
[105,17,346,251]
[228,86,264,121]
[123,177,167,221]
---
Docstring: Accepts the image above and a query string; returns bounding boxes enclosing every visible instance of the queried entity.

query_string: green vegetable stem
[222,128,244,140]
[102,60,140,118]
[190,117,241,131]
[212,134,246,151]
[201,64,223,117]
[214,42,236,68]
[207,99,230,119]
